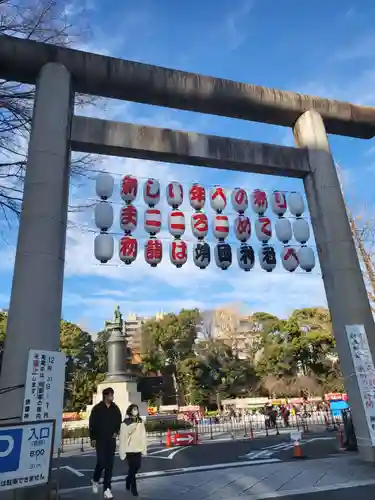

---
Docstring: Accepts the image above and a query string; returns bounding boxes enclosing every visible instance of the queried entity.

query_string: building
[124,312,165,362]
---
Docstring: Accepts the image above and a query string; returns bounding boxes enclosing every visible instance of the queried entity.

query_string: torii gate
[1,36,375,461]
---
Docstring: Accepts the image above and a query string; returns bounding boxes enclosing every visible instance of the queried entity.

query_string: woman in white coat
[119,404,147,497]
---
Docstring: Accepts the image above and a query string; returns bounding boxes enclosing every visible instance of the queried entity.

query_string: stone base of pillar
[358,442,375,463]
[88,380,148,419]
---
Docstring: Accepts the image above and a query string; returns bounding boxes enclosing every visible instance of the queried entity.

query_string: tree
[0,311,7,368]
[60,320,96,410]
[0,0,98,221]
[141,309,200,404]
[94,330,110,375]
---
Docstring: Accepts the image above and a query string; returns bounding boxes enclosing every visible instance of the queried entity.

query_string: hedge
[62,419,192,439]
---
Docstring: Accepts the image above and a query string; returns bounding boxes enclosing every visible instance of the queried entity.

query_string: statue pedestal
[88,379,148,419]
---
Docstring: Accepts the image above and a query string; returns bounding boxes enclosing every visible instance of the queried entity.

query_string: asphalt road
[280,485,375,500]
[53,432,340,491]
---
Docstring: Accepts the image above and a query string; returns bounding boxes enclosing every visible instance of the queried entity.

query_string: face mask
[131,408,139,417]
[106,395,114,403]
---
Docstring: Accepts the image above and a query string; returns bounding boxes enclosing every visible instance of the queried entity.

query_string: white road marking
[241,436,336,460]
[59,458,282,494]
[53,465,85,477]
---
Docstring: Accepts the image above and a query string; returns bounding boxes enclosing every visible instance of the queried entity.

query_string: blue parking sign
[0,428,22,473]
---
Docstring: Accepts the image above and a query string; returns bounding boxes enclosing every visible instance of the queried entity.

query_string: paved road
[53,432,339,491]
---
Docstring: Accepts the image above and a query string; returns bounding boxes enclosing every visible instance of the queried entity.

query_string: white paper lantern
[281,247,299,272]
[258,245,277,272]
[168,210,185,238]
[94,201,114,231]
[144,208,162,235]
[288,192,305,216]
[121,175,138,203]
[214,242,232,270]
[145,238,163,267]
[212,214,229,241]
[293,218,310,244]
[120,205,137,234]
[251,189,268,215]
[234,215,251,242]
[237,244,255,272]
[119,236,138,265]
[298,246,316,272]
[255,216,272,243]
[191,212,208,240]
[166,181,183,208]
[271,191,287,216]
[231,188,248,214]
[189,183,206,210]
[275,218,292,244]
[143,178,160,206]
[193,242,211,269]
[94,233,114,263]
[210,185,227,213]
[96,173,114,200]
[170,240,188,268]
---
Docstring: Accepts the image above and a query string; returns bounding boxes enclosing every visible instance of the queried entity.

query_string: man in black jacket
[89,387,122,499]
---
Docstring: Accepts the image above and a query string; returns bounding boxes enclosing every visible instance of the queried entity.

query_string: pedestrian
[89,387,122,499]
[119,404,147,497]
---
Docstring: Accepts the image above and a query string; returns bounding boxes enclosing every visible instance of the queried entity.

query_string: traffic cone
[293,439,304,459]
[166,428,172,448]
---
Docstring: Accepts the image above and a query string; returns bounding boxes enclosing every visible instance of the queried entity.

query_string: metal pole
[294,110,375,462]
[0,63,73,498]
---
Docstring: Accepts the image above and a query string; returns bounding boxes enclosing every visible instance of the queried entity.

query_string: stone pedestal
[94,380,147,419]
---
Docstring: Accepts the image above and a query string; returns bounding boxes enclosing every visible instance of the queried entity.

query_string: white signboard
[290,430,302,442]
[22,350,66,453]
[0,421,54,491]
[346,324,375,445]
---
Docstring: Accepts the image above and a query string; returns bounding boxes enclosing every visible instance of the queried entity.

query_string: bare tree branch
[0,0,101,223]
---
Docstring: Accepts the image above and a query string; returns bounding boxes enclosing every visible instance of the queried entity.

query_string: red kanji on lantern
[251,189,268,214]
[210,186,227,212]
[189,184,206,210]
[145,179,160,199]
[283,248,298,262]
[119,236,137,264]
[120,205,137,233]
[121,175,138,203]
[274,191,287,209]
[191,212,208,239]
[170,240,187,267]
[259,217,271,237]
[145,238,163,267]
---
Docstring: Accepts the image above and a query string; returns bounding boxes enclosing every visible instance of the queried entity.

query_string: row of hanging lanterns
[94,174,315,272]
[95,205,310,244]
[94,235,315,272]
[96,173,305,215]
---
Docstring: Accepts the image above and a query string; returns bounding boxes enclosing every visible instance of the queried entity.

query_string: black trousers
[126,452,142,492]
[93,438,116,490]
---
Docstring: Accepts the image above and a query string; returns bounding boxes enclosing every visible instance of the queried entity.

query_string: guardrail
[60,410,341,452]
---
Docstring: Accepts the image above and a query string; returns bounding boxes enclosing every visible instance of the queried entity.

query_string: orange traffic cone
[293,440,304,459]
[166,428,172,448]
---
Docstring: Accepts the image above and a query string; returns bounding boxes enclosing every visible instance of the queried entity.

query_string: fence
[60,409,341,452]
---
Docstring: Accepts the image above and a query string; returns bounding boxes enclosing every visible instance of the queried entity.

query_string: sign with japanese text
[0,420,54,491]
[22,350,66,453]
[346,324,375,445]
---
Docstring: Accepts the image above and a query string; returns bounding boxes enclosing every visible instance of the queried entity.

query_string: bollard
[250,423,254,440]
[166,428,172,448]
[338,428,345,451]
[159,428,163,446]
[230,419,234,440]
[80,429,85,452]
[275,421,280,436]
[243,419,247,437]
[264,416,269,437]
[195,421,199,444]
[209,418,213,440]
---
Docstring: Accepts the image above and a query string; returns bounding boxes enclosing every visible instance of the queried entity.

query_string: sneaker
[92,481,99,494]
[104,489,114,499]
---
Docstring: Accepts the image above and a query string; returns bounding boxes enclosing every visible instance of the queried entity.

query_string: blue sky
[1,0,375,333]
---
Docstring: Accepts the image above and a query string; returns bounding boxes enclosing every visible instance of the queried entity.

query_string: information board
[346,324,375,445]
[0,420,54,491]
[22,350,66,453]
